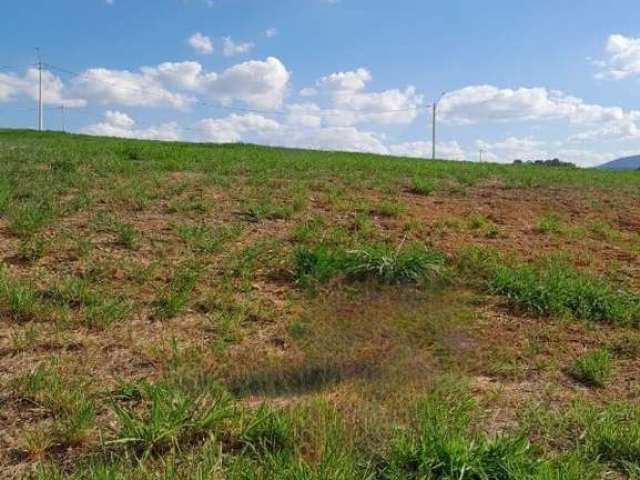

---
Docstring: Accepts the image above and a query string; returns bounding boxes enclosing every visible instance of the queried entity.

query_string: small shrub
[569,348,612,387]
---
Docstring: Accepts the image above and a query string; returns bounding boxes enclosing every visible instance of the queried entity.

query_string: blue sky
[2,0,640,165]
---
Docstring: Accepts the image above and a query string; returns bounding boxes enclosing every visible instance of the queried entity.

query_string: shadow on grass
[226,359,379,398]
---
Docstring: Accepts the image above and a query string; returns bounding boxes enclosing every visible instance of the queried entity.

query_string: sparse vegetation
[2,130,640,478]
[489,258,640,324]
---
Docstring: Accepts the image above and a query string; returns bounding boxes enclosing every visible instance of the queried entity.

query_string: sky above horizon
[2,0,640,166]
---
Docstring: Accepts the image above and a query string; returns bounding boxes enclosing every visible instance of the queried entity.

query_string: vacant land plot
[1,129,640,479]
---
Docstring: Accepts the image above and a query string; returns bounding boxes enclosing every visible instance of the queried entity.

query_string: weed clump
[410,176,438,196]
[489,260,640,324]
[569,348,612,387]
[386,381,537,479]
[293,242,446,286]
[152,264,200,319]
[109,380,234,458]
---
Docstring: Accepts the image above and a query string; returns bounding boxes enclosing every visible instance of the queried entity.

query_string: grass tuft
[489,258,640,324]
[293,242,446,286]
[569,348,612,387]
[109,380,234,458]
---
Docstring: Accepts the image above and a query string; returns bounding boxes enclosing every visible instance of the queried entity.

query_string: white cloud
[388,141,466,160]
[81,111,181,141]
[273,126,388,154]
[199,57,289,108]
[299,87,318,97]
[71,67,195,109]
[222,37,254,57]
[305,67,423,126]
[193,110,388,155]
[193,113,279,142]
[188,32,214,55]
[286,103,323,128]
[265,28,278,38]
[568,118,640,142]
[474,137,548,163]
[595,34,640,80]
[0,68,86,107]
[317,68,372,92]
[68,57,289,110]
[439,85,630,126]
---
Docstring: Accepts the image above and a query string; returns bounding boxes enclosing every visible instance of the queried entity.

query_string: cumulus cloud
[439,85,630,126]
[188,32,214,55]
[222,37,254,57]
[470,137,611,166]
[71,67,195,109]
[388,141,466,160]
[192,111,388,155]
[568,118,640,142]
[0,67,86,107]
[68,57,289,110]
[193,113,280,143]
[299,67,423,126]
[272,126,388,154]
[81,111,181,140]
[474,137,548,163]
[317,68,372,92]
[595,34,640,80]
[199,57,289,108]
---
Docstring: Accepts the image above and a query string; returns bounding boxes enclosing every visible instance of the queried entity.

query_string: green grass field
[1,129,640,479]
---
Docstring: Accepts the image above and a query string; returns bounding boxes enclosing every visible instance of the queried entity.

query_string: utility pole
[479,149,484,163]
[60,105,65,132]
[431,92,446,160]
[36,48,43,131]
[431,102,437,160]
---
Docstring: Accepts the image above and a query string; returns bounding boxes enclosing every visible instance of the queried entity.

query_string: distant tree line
[512,158,576,168]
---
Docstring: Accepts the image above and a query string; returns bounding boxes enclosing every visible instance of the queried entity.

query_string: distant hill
[599,155,640,170]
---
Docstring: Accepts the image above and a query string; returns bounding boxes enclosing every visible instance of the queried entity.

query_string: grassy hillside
[1,129,640,479]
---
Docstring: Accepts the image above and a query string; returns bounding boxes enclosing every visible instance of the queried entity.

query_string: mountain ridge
[599,154,640,170]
